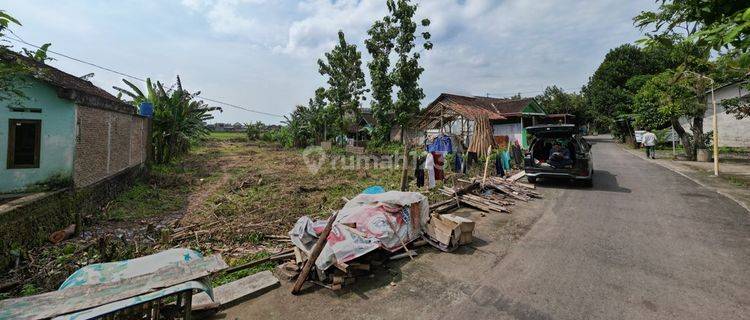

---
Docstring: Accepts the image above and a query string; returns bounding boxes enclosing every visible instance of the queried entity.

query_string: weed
[247,231,264,244]
[105,183,185,220]
[212,251,275,287]
[726,176,748,188]
[20,283,38,296]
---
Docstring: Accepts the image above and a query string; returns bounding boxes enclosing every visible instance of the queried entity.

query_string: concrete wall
[0,79,76,193]
[701,83,750,148]
[74,105,148,188]
[0,164,146,271]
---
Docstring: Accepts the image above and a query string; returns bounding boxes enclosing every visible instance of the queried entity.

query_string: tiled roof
[1,49,136,114]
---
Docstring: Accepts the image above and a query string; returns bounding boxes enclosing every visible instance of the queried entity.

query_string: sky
[4,0,657,124]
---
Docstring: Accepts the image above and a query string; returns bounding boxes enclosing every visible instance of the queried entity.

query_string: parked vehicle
[523,124,593,187]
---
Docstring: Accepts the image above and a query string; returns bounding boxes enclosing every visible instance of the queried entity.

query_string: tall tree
[318,31,367,139]
[582,45,656,124]
[307,87,332,143]
[635,1,750,119]
[365,15,398,143]
[390,0,432,143]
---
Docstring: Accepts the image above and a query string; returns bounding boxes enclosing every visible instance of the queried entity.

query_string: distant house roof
[1,50,136,114]
[418,93,546,129]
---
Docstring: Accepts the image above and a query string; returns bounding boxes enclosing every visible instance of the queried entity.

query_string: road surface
[221,137,750,320]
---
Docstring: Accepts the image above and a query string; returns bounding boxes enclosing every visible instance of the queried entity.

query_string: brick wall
[74,105,149,187]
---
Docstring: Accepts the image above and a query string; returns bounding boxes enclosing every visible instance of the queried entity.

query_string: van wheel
[527,177,537,183]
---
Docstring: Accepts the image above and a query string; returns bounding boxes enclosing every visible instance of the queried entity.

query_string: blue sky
[5,0,656,124]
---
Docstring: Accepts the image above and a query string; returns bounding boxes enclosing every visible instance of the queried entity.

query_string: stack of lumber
[439,186,509,213]
[433,173,541,216]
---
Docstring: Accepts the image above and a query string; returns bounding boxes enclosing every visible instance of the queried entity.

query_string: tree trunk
[670,117,694,160]
[691,116,705,152]
[399,143,410,191]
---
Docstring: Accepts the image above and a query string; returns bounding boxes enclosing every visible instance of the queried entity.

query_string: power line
[485,87,580,97]
[3,35,284,118]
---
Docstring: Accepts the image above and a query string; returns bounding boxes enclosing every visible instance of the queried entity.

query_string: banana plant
[114,76,222,163]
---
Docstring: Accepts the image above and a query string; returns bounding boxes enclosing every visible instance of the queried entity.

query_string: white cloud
[276,0,387,56]
[6,0,658,124]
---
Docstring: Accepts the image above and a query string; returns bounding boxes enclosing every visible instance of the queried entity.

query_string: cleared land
[0,132,447,298]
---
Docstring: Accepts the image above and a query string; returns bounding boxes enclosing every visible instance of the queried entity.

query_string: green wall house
[419,93,547,149]
[1,76,76,192]
[0,51,149,194]
[483,98,546,148]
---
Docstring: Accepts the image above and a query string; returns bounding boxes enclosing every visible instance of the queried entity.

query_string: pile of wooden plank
[434,172,541,216]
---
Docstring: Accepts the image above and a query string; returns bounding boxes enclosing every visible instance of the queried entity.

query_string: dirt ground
[213,198,547,320]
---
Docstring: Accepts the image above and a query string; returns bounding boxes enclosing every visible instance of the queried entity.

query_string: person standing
[641,128,657,159]
[424,152,436,189]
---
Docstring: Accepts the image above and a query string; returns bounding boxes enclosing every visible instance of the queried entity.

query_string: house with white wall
[698,81,750,148]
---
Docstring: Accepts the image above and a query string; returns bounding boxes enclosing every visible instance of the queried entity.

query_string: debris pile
[435,173,541,217]
[282,173,540,293]
[286,191,429,293]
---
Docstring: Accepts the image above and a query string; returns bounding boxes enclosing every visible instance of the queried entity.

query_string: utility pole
[684,70,719,176]
[669,127,677,159]
[711,83,719,176]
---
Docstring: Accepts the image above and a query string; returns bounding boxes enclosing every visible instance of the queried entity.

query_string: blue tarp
[362,186,385,194]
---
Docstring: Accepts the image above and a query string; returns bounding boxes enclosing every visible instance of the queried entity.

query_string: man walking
[641,128,657,159]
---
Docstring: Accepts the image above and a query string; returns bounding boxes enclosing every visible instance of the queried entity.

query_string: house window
[7,119,41,169]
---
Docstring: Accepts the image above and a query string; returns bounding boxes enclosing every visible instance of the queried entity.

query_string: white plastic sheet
[289,191,429,270]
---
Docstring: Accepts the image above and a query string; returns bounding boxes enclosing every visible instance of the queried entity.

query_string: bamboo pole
[291,212,338,295]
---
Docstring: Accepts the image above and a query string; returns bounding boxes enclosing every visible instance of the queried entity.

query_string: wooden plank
[508,170,526,182]
[0,255,227,320]
[191,271,279,311]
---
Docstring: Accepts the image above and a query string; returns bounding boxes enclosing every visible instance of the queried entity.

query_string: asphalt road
[443,136,750,319]
[221,137,750,320]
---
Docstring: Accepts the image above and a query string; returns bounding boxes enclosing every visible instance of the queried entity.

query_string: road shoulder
[620,144,750,214]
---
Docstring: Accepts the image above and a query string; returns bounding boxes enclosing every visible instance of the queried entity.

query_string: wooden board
[0,255,227,320]
[508,170,526,182]
[191,271,279,310]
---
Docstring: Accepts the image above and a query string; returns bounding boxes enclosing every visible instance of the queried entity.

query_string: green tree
[582,44,658,132]
[535,86,589,124]
[390,0,432,142]
[365,15,398,143]
[633,70,706,159]
[318,31,367,140]
[635,1,750,119]
[114,76,221,163]
[306,87,332,143]
[245,121,265,140]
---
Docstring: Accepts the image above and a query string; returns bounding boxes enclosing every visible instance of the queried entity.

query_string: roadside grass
[725,175,749,188]
[212,251,275,287]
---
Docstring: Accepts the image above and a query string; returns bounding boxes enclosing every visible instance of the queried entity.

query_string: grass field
[207,131,247,142]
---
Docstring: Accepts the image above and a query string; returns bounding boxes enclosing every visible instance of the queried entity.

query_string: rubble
[278,173,541,293]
